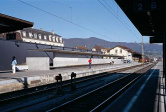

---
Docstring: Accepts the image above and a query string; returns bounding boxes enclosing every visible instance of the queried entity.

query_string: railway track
[46,63,156,112]
[0,63,150,111]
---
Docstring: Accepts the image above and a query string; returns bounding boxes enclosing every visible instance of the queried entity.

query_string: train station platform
[103,61,166,112]
[0,62,140,94]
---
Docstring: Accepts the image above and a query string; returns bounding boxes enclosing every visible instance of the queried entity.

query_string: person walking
[88,58,92,69]
[11,56,17,74]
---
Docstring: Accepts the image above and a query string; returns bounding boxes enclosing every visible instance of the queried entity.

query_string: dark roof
[76,46,88,51]
[115,0,165,39]
[23,28,61,37]
[0,13,34,33]
[105,47,111,50]
[92,45,105,52]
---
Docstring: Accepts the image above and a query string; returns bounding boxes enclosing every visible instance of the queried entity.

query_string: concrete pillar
[53,52,56,67]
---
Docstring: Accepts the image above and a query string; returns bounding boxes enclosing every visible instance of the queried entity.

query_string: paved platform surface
[0,63,141,94]
[103,61,166,112]
[0,63,136,81]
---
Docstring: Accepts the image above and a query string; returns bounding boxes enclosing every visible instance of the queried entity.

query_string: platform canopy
[28,48,124,58]
[0,13,34,33]
[115,0,165,43]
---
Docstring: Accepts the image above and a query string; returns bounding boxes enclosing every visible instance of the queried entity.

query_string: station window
[49,35,52,41]
[59,37,62,43]
[29,32,33,38]
[23,31,26,37]
[44,35,47,40]
[115,49,118,54]
[56,37,59,42]
[38,34,41,39]
[52,36,55,42]
[34,33,37,38]
[120,49,122,53]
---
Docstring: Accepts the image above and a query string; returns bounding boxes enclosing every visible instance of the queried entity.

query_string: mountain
[63,37,162,54]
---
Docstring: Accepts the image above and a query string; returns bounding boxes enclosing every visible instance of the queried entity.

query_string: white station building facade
[3,27,64,47]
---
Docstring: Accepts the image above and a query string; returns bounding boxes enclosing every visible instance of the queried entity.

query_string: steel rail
[90,64,155,112]
[46,63,155,112]
[0,64,144,111]
[0,64,141,102]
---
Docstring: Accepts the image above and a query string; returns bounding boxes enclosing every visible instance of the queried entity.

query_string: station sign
[149,0,160,10]
[134,0,160,12]
[134,0,146,12]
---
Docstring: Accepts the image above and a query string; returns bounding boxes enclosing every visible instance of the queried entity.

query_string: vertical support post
[142,36,144,65]
[55,74,62,94]
[162,1,166,91]
[24,77,28,89]
[56,78,59,92]
[71,72,76,91]
[71,74,73,89]
[53,52,56,67]
[162,0,166,91]
[163,31,165,79]
[163,29,166,93]
[163,0,166,86]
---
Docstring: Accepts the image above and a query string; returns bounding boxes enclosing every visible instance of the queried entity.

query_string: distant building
[104,47,111,59]
[75,46,88,51]
[105,47,111,54]
[109,45,141,62]
[91,45,107,53]
[91,45,111,59]
[0,28,64,47]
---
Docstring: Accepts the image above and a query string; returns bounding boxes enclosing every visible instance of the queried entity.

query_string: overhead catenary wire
[17,0,115,42]
[51,0,118,42]
[104,0,152,56]
[99,0,141,41]
[104,0,138,34]
[85,17,118,42]
[51,0,73,23]
[106,0,141,40]
[98,0,141,42]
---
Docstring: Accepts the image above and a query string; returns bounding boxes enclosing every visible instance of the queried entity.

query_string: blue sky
[0,0,150,43]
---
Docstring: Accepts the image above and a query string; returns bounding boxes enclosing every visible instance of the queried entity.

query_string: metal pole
[163,31,165,79]
[164,0,166,91]
[142,36,144,65]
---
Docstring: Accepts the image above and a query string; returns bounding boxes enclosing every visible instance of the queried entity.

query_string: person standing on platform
[88,58,92,69]
[11,56,17,74]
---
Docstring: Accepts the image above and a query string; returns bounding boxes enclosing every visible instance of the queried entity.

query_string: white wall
[53,57,123,67]
[26,57,49,70]
[110,46,133,61]
[112,59,124,64]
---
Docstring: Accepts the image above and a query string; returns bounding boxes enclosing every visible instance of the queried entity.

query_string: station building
[0,13,124,71]
[91,45,107,54]
[109,45,142,62]
[0,28,64,47]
